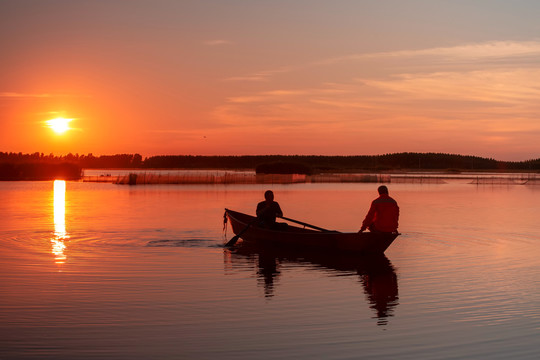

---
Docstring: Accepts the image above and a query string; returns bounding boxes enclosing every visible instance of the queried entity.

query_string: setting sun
[46,117,72,134]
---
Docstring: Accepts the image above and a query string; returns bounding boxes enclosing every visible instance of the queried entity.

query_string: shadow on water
[227,242,399,326]
[146,239,218,248]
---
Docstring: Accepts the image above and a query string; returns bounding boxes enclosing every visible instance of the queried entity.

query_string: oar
[278,216,340,233]
[224,206,271,247]
[225,213,339,247]
[225,218,257,247]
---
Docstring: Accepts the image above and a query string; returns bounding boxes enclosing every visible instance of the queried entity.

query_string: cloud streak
[204,40,233,46]
[227,40,540,83]
[0,92,88,99]
[0,92,54,98]
[315,40,540,65]
[212,40,540,159]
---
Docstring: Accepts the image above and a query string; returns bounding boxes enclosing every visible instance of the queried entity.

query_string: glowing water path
[52,180,68,263]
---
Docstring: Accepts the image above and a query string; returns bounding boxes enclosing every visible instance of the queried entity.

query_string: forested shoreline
[1,152,539,180]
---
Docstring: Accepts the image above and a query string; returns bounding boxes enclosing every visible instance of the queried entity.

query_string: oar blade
[225,235,240,247]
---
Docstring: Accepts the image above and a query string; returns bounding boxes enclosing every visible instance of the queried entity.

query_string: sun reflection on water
[52,180,69,264]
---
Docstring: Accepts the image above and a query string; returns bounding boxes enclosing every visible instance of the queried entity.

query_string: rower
[256,190,285,230]
[359,185,400,233]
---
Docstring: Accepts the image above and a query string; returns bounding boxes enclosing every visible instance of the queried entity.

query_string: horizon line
[1,151,539,163]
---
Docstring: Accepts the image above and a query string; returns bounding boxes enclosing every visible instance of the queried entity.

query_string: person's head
[378,185,389,195]
[264,190,274,201]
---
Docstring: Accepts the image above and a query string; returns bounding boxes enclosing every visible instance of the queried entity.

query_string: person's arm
[275,202,283,217]
[395,203,400,230]
[359,201,376,232]
[256,202,266,217]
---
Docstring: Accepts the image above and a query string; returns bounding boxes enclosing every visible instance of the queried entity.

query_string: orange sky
[2,1,540,161]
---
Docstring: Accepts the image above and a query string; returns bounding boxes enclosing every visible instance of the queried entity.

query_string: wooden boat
[224,208,399,253]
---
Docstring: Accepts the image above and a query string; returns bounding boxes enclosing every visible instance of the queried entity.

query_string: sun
[46,117,73,134]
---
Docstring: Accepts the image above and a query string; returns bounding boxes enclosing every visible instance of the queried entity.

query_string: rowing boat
[224,208,399,253]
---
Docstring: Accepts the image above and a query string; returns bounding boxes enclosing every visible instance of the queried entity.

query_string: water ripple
[146,239,215,248]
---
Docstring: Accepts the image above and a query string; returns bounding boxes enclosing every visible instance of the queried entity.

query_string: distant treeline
[139,153,540,172]
[0,162,81,181]
[0,152,141,180]
[1,152,540,180]
[0,152,142,168]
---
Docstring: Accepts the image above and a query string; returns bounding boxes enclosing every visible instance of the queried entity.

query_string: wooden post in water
[128,173,137,185]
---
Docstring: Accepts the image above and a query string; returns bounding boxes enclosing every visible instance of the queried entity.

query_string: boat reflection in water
[52,180,69,264]
[227,243,399,326]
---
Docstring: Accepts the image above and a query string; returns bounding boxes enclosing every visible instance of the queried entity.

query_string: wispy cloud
[0,92,54,98]
[227,40,540,83]
[224,66,296,82]
[314,40,540,65]
[214,40,540,141]
[204,39,233,46]
[224,74,270,82]
[0,92,88,99]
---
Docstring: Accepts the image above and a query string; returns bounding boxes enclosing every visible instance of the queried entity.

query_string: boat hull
[225,209,398,253]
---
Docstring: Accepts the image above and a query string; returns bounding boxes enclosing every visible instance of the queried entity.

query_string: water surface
[1,180,539,359]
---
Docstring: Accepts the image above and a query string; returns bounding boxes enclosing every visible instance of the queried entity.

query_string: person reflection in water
[256,190,284,229]
[359,185,399,233]
[360,263,399,326]
[230,246,399,323]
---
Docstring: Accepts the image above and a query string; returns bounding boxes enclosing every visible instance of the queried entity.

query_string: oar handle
[278,216,339,233]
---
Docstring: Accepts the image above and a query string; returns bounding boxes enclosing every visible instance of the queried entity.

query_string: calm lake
[1,179,539,359]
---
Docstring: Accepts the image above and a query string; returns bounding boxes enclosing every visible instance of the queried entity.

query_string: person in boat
[256,190,285,229]
[359,185,399,233]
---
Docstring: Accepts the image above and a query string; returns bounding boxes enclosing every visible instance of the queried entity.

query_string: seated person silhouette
[256,190,286,230]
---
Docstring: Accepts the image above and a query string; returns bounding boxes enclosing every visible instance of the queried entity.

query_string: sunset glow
[46,117,72,134]
[2,1,540,160]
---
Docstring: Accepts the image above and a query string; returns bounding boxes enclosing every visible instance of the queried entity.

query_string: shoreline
[81,169,540,185]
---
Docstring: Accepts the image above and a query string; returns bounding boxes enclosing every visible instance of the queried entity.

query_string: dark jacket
[256,200,283,225]
[361,194,399,232]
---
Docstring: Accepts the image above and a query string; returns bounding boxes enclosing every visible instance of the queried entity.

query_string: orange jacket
[361,194,399,232]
